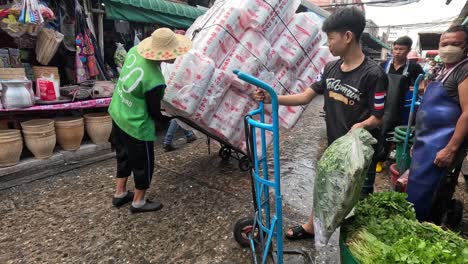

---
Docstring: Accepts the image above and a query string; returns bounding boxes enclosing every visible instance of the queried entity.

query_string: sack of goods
[163,0,336,152]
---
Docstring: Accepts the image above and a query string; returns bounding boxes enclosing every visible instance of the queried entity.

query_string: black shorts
[112,121,154,190]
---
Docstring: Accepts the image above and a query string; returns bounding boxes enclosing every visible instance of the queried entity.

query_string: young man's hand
[252,89,272,104]
[350,122,365,131]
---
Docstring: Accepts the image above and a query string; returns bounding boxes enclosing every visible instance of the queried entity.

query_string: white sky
[364,0,466,48]
[365,0,466,26]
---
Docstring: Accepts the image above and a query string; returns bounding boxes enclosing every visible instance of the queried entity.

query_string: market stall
[0,0,114,171]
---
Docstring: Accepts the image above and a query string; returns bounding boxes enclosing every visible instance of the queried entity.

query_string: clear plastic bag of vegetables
[313,128,377,247]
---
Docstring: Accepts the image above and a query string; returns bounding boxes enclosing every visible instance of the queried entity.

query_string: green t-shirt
[109,47,165,141]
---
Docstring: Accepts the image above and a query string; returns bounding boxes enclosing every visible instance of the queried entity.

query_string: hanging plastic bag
[313,128,377,247]
[133,30,140,46]
[114,43,127,73]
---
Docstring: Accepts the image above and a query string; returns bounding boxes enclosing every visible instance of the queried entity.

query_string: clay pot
[22,129,55,137]
[23,131,56,159]
[0,129,21,139]
[21,119,54,132]
[84,113,112,145]
[54,117,84,151]
[0,129,23,167]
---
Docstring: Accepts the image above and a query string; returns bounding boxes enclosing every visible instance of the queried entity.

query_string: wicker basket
[0,68,26,81]
[35,28,64,65]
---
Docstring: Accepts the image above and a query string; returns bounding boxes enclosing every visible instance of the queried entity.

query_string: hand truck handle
[233,70,279,111]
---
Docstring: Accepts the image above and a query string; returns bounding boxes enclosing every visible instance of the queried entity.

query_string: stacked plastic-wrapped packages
[163,0,336,152]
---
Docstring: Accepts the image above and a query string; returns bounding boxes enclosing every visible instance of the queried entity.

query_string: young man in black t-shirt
[253,7,388,240]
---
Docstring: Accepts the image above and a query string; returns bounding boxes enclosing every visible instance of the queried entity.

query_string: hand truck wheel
[238,156,251,171]
[446,199,463,228]
[233,217,258,248]
[219,146,232,161]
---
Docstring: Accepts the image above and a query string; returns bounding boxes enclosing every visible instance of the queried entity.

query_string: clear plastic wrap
[208,87,251,140]
[313,129,377,247]
[272,13,321,66]
[193,69,232,125]
[164,50,216,116]
[165,1,333,151]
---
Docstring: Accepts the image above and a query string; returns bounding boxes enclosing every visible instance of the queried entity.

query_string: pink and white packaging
[294,33,327,74]
[224,0,279,31]
[185,0,227,38]
[164,1,337,151]
[278,105,305,129]
[272,67,296,95]
[273,13,321,67]
[164,50,216,116]
[277,79,307,129]
[191,25,237,67]
[194,69,233,125]
[220,30,270,79]
[222,30,271,88]
[240,113,274,156]
[263,0,301,43]
[298,46,336,87]
[208,87,251,140]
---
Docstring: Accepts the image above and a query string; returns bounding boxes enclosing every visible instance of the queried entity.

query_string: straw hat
[137,28,192,61]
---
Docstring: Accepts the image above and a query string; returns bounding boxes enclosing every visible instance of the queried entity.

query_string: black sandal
[285,225,315,240]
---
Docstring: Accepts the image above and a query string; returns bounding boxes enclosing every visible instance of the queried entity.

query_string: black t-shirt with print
[312,57,388,145]
[440,59,468,103]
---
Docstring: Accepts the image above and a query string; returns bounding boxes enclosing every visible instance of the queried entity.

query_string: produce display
[162,0,335,153]
[343,192,468,264]
[313,128,377,246]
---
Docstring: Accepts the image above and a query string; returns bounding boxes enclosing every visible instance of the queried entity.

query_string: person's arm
[434,78,468,168]
[351,115,383,130]
[145,85,166,120]
[352,71,388,130]
[279,88,318,106]
[253,66,326,105]
[252,87,317,106]
[411,63,426,93]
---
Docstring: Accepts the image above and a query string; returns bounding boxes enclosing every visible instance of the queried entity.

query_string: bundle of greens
[345,192,468,264]
[352,191,416,229]
[313,128,377,246]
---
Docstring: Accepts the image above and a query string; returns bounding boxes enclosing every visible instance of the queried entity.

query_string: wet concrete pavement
[0,93,468,264]
[0,96,332,264]
[2,94,465,263]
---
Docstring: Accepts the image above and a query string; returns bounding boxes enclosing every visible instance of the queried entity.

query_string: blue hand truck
[232,71,313,264]
[232,70,283,264]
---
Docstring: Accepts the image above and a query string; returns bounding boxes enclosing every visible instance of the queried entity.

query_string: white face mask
[438,45,466,64]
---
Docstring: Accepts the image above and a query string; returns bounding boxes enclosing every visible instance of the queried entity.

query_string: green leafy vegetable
[345,192,468,263]
[313,128,377,246]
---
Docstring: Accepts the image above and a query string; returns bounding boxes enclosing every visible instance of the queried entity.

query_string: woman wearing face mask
[407,25,468,224]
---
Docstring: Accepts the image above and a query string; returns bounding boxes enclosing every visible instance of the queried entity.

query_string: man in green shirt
[108,28,191,213]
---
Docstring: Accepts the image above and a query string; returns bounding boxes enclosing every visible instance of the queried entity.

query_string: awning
[361,32,390,50]
[103,0,206,29]
[418,32,442,51]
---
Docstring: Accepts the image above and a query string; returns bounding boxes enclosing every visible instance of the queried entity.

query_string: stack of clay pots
[0,129,23,167]
[84,113,112,144]
[54,117,84,151]
[21,119,56,159]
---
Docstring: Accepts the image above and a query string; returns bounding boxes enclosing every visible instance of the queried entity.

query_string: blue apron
[406,58,467,221]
